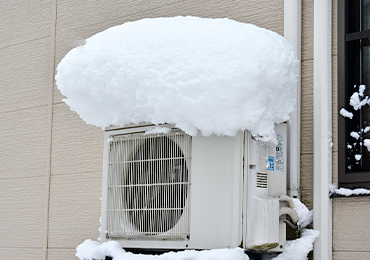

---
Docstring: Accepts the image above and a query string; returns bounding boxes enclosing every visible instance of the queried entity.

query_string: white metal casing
[244,123,287,250]
[100,123,287,251]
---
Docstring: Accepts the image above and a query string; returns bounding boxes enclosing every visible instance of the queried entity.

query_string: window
[338,0,370,188]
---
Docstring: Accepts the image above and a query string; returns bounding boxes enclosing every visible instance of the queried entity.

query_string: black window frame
[338,0,370,189]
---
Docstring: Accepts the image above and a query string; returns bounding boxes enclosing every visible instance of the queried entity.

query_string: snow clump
[292,198,313,229]
[339,108,353,119]
[56,16,298,143]
[272,229,319,260]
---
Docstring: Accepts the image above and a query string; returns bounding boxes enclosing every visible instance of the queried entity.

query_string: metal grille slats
[107,131,191,240]
[256,172,268,189]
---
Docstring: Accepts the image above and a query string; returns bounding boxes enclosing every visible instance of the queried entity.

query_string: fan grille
[106,130,191,240]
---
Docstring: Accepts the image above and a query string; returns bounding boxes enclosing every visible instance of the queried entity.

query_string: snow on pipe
[279,195,299,227]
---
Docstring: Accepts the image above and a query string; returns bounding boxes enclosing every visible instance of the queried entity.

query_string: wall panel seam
[0,35,50,51]
[0,104,48,115]
[43,0,57,259]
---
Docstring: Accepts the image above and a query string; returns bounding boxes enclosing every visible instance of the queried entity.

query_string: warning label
[275,134,284,172]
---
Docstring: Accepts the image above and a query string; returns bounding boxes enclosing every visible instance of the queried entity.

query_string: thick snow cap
[56,16,298,142]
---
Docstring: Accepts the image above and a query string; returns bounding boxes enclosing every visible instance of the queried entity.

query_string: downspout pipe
[313,0,333,259]
[284,0,302,199]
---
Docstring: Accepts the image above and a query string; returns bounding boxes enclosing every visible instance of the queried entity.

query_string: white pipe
[284,0,302,199]
[279,194,295,209]
[313,0,333,259]
[279,207,299,224]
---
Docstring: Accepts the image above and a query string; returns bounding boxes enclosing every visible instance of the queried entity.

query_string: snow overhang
[55,16,298,143]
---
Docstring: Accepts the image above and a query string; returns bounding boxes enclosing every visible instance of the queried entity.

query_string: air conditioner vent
[106,130,191,240]
[256,172,268,189]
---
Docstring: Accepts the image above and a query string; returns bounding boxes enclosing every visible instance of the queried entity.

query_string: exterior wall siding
[300,0,314,210]
[0,1,52,259]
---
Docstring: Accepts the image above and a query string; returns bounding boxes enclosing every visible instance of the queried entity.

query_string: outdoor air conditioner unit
[100,123,287,252]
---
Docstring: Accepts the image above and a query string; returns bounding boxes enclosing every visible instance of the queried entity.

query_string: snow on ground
[76,242,249,260]
[56,16,298,143]
[76,199,317,260]
[76,230,319,260]
[76,235,320,260]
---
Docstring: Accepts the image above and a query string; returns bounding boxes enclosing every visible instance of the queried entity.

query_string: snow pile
[272,199,318,260]
[272,229,319,260]
[56,16,298,143]
[76,231,320,260]
[75,237,321,260]
[76,241,249,260]
[330,183,370,196]
[292,198,313,229]
[76,199,318,260]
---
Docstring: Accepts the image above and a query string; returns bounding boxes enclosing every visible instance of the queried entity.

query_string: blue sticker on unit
[268,156,274,171]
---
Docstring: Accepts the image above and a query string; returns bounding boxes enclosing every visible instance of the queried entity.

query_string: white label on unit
[275,134,284,172]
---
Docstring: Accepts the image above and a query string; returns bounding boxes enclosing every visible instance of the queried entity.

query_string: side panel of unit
[269,123,288,251]
[243,123,287,251]
[188,132,244,249]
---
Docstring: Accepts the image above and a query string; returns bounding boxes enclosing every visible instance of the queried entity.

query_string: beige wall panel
[0,0,51,49]
[332,151,338,184]
[300,148,313,210]
[300,188,313,210]
[301,59,314,154]
[0,38,50,113]
[56,0,193,31]
[302,0,314,61]
[3,247,42,260]
[51,103,103,175]
[332,55,338,154]
[300,118,313,155]
[54,0,284,103]
[48,249,76,260]
[48,172,101,248]
[0,176,45,248]
[332,0,339,196]
[56,0,283,36]
[333,197,370,251]
[301,153,313,189]
[0,106,48,179]
[332,0,338,56]
[334,251,370,260]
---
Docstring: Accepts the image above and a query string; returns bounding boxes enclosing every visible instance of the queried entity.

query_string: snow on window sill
[329,184,370,198]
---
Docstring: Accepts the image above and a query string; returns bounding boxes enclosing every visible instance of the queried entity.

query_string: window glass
[346,39,370,172]
[339,0,370,188]
[348,0,361,33]
[363,0,370,30]
[362,39,370,84]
